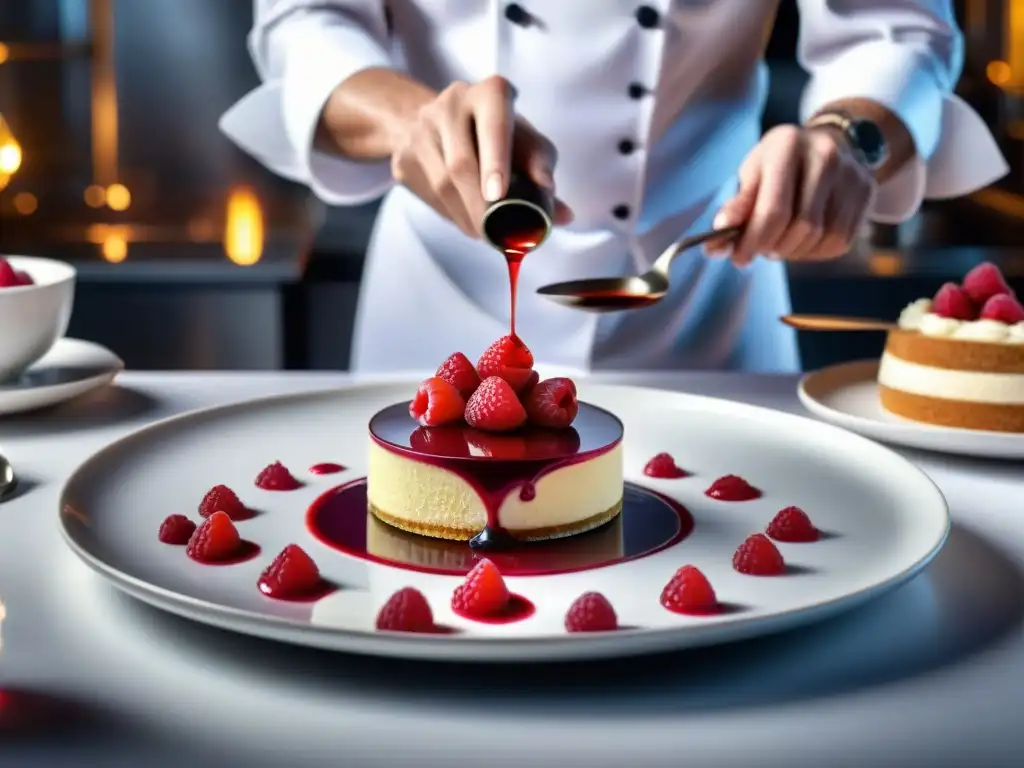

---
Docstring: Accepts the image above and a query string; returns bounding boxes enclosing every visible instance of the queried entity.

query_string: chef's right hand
[389,76,574,238]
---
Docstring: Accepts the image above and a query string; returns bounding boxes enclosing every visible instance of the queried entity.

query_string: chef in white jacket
[221,0,1007,374]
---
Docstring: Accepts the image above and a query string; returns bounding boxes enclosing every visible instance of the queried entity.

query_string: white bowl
[0,255,76,382]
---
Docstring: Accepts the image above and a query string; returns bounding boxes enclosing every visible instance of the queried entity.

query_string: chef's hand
[390,75,574,238]
[706,125,877,267]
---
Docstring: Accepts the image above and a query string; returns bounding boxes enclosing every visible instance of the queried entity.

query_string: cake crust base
[369,499,624,543]
[879,385,1024,432]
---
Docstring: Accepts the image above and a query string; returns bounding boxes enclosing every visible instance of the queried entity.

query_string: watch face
[851,120,887,166]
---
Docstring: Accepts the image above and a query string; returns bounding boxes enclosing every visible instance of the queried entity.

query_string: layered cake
[878,262,1024,432]
[366,335,625,547]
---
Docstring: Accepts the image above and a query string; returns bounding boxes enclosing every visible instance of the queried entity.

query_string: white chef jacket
[220,0,1007,374]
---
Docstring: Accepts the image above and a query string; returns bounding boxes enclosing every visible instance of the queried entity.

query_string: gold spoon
[535,225,743,312]
[780,314,896,332]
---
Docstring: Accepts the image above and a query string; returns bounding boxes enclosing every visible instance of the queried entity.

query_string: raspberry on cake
[409,377,466,427]
[373,336,623,545]
[880,264,1024,432]
[477,335,536,393]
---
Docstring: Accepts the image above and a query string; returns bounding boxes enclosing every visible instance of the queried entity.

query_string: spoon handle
[780,314,897,332]
[652,225,744,274]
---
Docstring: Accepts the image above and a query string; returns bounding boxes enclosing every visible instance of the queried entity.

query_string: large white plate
[799,360,1024,460]
[0,338,123,415]
[59,381,950,662]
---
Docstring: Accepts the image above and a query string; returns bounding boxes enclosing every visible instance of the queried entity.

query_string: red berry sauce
[309,462,346,475]
[452,595,535,625]
[306,479,692,577]
[705,474,761,501]
[642,452,689,479]
[255,461,302,491]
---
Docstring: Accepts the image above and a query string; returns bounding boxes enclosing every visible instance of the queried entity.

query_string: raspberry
[643,452,688,479]
[409,377,465,427]
[705,474,760,501]
[564,591,618,632]
[766,506,819,543]
[523,377,579,428]
[435,352,481,399]
[255,461,302,491]
[186,511,241,561]
[931,282,976,321]
[13,270,33,286]
[198,484,249,520]
[464,376,527,432]
[979,293,1024,325]
[258,544,322,598]
[0,259,18,288]
[376,587,436,633]
[477,335,535,392]
[519,370,540,396]
[158,514,196,545]
[660,565,718,614]
[732,533,786,576]
[451,558,510,617]
[962,262,1013,305]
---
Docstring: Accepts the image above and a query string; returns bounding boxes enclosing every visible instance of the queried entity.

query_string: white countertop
[1,371,1022,767]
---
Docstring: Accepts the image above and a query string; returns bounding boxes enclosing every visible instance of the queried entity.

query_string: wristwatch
[805,110,889,172]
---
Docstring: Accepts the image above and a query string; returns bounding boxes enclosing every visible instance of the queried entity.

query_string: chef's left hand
[707,125,877,267]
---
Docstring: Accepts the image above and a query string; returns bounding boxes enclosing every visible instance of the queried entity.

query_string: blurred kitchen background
[0,0,1022,371]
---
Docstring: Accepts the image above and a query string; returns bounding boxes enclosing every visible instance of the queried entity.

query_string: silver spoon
[0,454,16,501]
[535,225,744,312]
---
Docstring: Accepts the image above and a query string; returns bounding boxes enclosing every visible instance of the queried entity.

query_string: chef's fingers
[416,126,477,237]
[731,127,801,266]
[704,150,762,258]
[774,141,832,260]
[811,168,873,260]
[553,199,574,226]
[434,87,487,234]
[470,75,516,203]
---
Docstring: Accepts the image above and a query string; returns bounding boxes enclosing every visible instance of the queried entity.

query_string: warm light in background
[987,60,1013,87]
[102,230,128,263]
[86,224,131,262]
[84,185,106,208]
[0,116,21,176]
[105,183,131,211]
[1009,1,1024,89]
[0,174,9,193]
[224,187,265,266]
[0,44,9,65]
[868,252,902,277]
[13,192,37,215]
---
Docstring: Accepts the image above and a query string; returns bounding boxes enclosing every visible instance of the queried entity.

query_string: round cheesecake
[366,402,624,542]
[878,298,1024,432]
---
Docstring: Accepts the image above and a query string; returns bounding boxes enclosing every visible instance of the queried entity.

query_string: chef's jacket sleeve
[796,0,1008,223]
[219,1,396,205]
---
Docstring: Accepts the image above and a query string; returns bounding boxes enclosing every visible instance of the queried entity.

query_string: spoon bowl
[535,225,741,312]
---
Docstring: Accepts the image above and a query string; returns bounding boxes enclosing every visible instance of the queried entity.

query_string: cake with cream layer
[878,263,1024,432]
[367,403,624,544]
[366,335,626,547]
